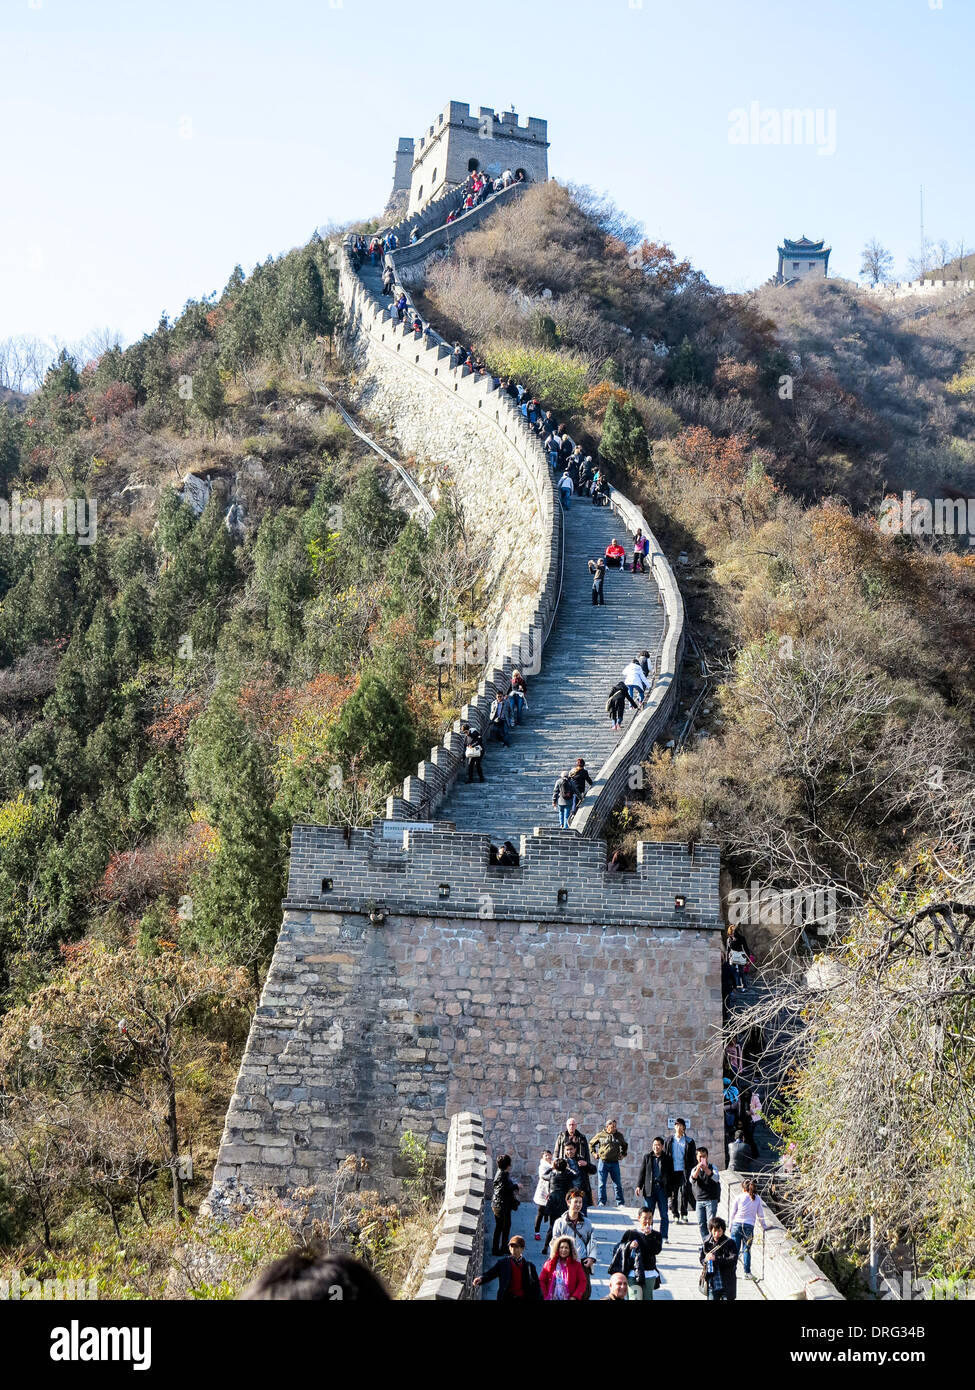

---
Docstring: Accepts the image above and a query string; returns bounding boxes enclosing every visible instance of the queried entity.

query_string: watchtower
[391,100,549,218]
[775,235,830,284]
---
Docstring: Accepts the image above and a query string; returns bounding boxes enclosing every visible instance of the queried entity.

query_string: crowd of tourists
[476,1112,769,1302]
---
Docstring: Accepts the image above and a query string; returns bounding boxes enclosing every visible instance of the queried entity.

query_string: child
[533,1150,554,1242]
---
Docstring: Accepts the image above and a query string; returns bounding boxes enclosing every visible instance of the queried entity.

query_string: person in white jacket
[551,1190,596,1298]
[621,658,649,707]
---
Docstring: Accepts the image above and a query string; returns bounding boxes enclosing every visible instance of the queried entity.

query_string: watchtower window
[432,168,437,185]
[418,185,423,201]
[468,157,480,172]
[515,167,527,181]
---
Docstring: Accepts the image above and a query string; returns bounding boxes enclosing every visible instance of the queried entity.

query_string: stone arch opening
[515,167,528,182]
[467,157,480,172]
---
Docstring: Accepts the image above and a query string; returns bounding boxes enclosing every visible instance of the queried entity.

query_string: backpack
[559,776,574,801]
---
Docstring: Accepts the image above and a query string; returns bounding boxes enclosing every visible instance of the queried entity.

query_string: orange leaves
[582,382,629,422]
[147,694,203,749]
[674,426,753,484]
[630,240,694,293]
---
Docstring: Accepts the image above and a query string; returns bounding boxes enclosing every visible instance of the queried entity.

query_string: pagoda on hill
[775,235,830,285]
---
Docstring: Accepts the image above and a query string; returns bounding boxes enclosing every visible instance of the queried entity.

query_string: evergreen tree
[600,395,651,471]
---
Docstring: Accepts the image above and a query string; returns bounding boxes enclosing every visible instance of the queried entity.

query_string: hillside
[3,179,975,1291]
[0,233,490,1294]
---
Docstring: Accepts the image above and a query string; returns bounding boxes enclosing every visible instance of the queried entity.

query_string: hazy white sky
[2,0,972,347]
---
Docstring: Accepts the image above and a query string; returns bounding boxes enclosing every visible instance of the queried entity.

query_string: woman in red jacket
[540,1237,587,1300]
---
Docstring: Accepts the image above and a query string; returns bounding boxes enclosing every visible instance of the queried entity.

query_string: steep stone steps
[439,499,664,845]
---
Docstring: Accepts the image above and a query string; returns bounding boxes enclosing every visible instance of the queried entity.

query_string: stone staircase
[439,500,664,845]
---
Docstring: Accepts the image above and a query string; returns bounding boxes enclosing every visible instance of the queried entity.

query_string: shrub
[481,343,590,417]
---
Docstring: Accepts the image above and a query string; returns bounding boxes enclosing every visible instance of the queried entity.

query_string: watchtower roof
[779,235,830,255]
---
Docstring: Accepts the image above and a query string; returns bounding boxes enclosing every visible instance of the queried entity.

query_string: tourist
[568,757,593,815]
[666,1118,696,1223]
[635,1135,672,1241]
[381,265,395,296]
[606,679,639,730]
[728,936,750,989]
[604,1272,630,1301]
[544,430,561,470]
[474,1235,542,1301]
[621,656,649,707]
[463,723,485,783]
[545,1157,575,1230]
[728,1127,751,1173]
[561,1141,594,1211]
[490,1154,520,1256]
[554,1116,591,1166]
[552,768,576,829]
[608,1206,663,1300]
[604,537,626,569]
[242,1249,390,1300]
[558,469,574,510]
[690,1147,721,1245]
[540,1237,587,1301]
[700,1217,739,1301]
[395,292,408,323]
[551,1190,596,1297]
[507,669,528,725]
[632,528,648,573]
[588,556,606,606]
[591,1118,628,1207]
[729,1178,769,1278]
[488,690,510,747]
[638,649,653,682]
[532,1150,554,1242]
[409,226,419,244]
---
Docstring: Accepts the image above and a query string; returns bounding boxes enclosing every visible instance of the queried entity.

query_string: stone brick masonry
[210,824,724,1201]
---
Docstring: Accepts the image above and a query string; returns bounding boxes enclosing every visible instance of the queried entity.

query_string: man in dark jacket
[700,1217,739,1301]
[690,1146,721,1244]
[665,1118,696,1222]
[568,758,593,815]
[554,1117,591,1166]
[606,680,639,730]
[635,1136,672,1241]
[474,1235,542,1301]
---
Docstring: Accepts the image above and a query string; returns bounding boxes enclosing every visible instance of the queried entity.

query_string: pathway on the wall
[355,254,666,847]
[440,499,663,845]
[480,1175,766,1302]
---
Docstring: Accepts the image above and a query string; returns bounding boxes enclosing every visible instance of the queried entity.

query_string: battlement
[286,821,721,929]
[414,100,548,156]
[865,278,975,297]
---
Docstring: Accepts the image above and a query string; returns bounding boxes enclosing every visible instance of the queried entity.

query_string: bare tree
[860,240,894,287]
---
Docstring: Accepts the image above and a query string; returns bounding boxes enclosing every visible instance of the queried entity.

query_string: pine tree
[600,395,651,471]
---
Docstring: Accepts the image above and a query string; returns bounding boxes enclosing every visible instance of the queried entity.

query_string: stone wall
[415,1111,488,1300]
[209,823,724,1202]
[407,101,548,214]
[338,182,563,827]
[865,277,975,299]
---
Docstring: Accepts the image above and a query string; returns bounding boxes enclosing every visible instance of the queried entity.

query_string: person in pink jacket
[728,1179,769,1277]
[540,1238,587,1300]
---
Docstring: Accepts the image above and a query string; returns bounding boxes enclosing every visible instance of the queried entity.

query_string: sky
[2,0,972,349]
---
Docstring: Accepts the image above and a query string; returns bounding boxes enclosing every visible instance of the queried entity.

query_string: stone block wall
[209,824,724,1204]
[338,183,563,828]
